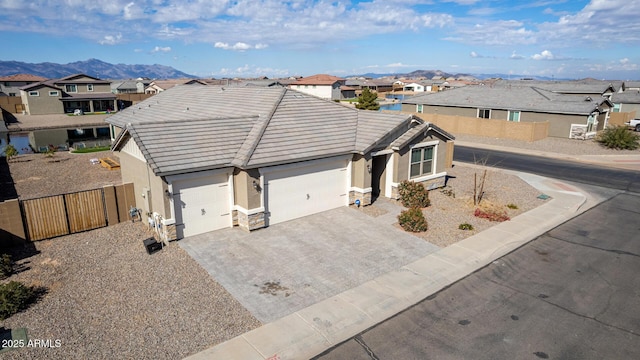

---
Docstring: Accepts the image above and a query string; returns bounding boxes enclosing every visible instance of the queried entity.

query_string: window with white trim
[612,103,620,112]
[28,91,39,96]
[508,110,520,122]
[65,84,77,93]
[87,84,94,92]
[587,114,597,132]
[477,108,491,119]
[49,90,59,96]
[410,146,434,178]
[417,104,423,113]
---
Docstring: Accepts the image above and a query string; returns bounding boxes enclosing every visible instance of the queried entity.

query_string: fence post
[103,185,119,226]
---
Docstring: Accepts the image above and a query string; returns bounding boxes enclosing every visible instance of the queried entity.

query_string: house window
[410,146,434,178]
[9,92,16,96]
[28,91,39,96]
[65,84,77,93]
[417,104,423,113]
[87,84,94,92]
[508,110,520,122]
[477,108,491,119]
[49,90,59,96]
[612,104,621,112]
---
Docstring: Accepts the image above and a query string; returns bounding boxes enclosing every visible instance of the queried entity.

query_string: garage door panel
[173,173,230,238]
[265,159,348,226]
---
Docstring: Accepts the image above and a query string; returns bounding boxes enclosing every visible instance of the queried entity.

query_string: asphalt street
[314,192,640,360]
[454,146,640,193]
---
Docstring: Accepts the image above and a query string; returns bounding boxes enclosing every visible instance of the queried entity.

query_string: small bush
[440,187,456,198]
[398,180,430,208]
[2,144,18,161]
[506,203,518,209]
[474,208,510,222]
[0,254,13,279]
[0,281,35,320]
[398,207,428,232]
[596,126,640,150]
[458,223,474,231]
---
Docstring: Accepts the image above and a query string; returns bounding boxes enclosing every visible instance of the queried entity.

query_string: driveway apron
[179,205,440,323]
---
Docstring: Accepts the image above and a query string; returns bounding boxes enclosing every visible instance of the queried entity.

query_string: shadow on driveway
[179,206,440,323]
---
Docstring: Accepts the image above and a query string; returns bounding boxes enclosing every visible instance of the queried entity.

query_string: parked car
[625,119,640,131]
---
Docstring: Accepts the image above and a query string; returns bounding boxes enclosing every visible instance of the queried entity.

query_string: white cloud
[215,64,290,77]
[510,51,524,60]
[532,50,555,60]
[470,51,480,58]
[151,46,171,53]
[99,33,123,45]
[214,42,267,51]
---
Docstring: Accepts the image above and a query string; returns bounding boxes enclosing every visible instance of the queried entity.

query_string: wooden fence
[608,111,636,127]
[17,183,135,241]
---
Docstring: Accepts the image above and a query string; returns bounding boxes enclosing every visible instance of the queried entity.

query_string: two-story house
[288,74,354,100]
[20,74,117,115]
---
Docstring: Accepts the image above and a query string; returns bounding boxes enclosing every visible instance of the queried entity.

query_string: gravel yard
[6,150,123,200]
[360,164,545,247]
[1,222,261,359]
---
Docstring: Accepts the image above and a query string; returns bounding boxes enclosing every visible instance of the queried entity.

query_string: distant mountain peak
[0,59,195,80]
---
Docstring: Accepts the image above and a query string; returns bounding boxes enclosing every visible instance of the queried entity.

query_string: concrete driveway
[179,202,440,323]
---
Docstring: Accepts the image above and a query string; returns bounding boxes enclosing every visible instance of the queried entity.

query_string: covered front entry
[172,173,231,238]
[262,157,349,226]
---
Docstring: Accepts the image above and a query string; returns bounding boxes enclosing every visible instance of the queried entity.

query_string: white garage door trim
[260,156,350,226]
[167,169,233,238]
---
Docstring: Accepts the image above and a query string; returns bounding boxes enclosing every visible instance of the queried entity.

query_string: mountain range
[0,59,195,79]
[0,58,563,81]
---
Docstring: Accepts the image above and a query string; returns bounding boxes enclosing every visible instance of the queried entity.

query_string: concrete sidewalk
[456,140,640,171]
[185,174,620,360]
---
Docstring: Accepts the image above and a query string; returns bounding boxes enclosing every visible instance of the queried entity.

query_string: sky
[1,0,639,80]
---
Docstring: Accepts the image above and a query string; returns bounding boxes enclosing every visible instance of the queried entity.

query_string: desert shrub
[2,144,18,161]
[474,208,510,222]
[440,186,455,198]
[398,180,430,208]
[458,223,474,231]
[0,281,35,320]
[506,203,518,209]
[0,254,13,279]
[398,207,428,232]
[596,126,640,150]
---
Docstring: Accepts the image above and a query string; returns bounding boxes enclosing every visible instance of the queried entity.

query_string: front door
[371,154,387,200]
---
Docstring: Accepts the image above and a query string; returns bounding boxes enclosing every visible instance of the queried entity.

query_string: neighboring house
[0,74,47,97]
[345,79,394,94]
[106,85,455,240]
[610,91,640,114]
[493,79,619,99]
[403,83,426,92]
[288,74,351,100]
[20,74,116,115]
[144,79,192,94]
[402,85,612,139]
[111,78,152,94]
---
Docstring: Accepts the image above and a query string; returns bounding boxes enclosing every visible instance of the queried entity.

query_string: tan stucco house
[288,74,354,100]
[106,85,454,241]
[402,85,612,139]
[20,74,116,115]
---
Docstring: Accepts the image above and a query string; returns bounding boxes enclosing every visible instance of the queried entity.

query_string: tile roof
[110,85,445,176]
[403,85,607,115]
[0,74,47,82]
[291,74,345,85]
[611,91,640,104]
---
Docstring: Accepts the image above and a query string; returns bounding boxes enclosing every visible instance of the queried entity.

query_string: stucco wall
[350,154,372,189]
[22,89,62,115]
[233,168,262,210]
[119,150,169,219]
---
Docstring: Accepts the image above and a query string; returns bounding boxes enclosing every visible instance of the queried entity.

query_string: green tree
[356,88,380,111]
[2,144,18,161]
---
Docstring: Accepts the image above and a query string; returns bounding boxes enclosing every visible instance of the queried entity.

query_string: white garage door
[172,173,230,238]
[264,158,349,225]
